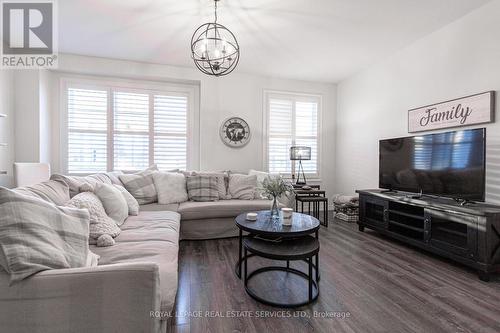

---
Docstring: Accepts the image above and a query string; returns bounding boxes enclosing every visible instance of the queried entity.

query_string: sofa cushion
[51,174,112,198]
[153,172,188,204]
[140,203,179,212]
[13,179,70,205]
[106,171,124,185]
[95,183,128,226]
[67,192,121,245]
[192,171,229,199]
[228,174,257,200]
[186,175,219,202]
[178,199,272,220]
[0,187,90,284]
[91,211,180,312]
[119,170,158,205]
[114,185,139,216]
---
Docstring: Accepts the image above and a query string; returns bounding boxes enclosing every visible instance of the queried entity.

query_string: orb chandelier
[190,0,240,76]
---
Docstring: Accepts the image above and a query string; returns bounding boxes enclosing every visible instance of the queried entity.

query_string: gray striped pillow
[0,187,90,284]
[186,175,219,202]
[119,171,158,205]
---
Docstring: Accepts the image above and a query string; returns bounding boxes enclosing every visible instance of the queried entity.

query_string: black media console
[356,189,500,281]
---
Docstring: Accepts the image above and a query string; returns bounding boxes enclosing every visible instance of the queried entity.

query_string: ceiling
[59,0,491,83]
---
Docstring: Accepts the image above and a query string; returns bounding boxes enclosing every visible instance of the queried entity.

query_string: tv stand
[454,198,476,206]
[356,189,500,281]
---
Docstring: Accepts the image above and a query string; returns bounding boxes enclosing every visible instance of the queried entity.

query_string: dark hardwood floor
[167,214,500,333]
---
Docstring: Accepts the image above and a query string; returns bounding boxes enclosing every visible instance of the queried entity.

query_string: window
[265,91,321,177]
[64,78,197,174]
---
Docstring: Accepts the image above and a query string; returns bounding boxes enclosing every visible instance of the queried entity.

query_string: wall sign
[408,91,495,133]
[220,117,251,148]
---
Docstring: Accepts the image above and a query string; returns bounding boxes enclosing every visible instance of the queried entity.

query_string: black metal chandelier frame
[190,0,240,76]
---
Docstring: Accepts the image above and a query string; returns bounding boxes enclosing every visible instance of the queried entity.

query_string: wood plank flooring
[167,215,500,333]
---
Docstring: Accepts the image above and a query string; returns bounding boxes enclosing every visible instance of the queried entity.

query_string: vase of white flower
[260,176,293,222]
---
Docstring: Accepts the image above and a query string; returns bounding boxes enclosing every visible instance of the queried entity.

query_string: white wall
[0,71,15,187]
[14,70,40,163]
[335,0,500,203]
[16,54,336,200]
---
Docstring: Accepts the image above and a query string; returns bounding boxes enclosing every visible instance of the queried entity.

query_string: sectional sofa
[0,171,277,333]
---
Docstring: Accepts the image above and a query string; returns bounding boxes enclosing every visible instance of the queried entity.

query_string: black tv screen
[379,128,486,201]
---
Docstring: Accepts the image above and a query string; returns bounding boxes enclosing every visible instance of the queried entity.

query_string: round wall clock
[220,117,251,147]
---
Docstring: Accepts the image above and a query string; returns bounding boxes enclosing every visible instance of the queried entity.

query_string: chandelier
[190,0,240,76]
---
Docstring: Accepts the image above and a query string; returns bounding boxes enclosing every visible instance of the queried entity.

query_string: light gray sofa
[141,199,274,239]
[0,172,275,333]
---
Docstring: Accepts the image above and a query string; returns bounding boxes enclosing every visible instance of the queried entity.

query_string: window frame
[263,90,322,180]
[60,75,200,175]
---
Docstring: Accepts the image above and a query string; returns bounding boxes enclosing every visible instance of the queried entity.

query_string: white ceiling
[59,0,491,83]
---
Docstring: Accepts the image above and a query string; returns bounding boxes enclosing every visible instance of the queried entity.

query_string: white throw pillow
[153,172,188,204]
[228,174,257,200]
[249,169,278,199]
[113,184,139,216]
[94,183,129,226]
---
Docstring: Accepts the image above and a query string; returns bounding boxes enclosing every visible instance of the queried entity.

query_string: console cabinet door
[425,209,478,259]
[360,196,388,229]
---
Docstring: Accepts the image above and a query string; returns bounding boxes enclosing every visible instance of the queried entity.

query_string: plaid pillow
[186,175,219,202]
[119,171,158,205]
[0,187,90,284]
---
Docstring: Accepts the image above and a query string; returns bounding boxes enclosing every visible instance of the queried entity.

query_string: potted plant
[260,176,294,221]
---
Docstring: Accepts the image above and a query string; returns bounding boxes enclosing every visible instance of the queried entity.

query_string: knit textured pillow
[186,175,219,202]
[66,192,120,246]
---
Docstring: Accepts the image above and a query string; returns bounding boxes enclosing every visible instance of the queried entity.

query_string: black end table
[235,211,321,307]
[294,187,328,227]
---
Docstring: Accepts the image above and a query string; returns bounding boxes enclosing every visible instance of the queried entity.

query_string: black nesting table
[235,210,320,307]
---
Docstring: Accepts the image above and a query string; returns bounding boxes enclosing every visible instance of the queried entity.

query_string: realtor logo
[1,0,57,68]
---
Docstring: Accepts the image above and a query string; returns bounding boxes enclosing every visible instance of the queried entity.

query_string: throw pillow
[114,184,139,216]
[94,183,129,226]
[248,169,275,199]
[13,179,70,205]
[228,174,257,200]
[0,187,90,284]
[186,175,219,202]
[119,167,158,205]
[50,173,113,198]
[106,171,124,185]
[66,192,121,246]
[192,171,230,199]
[153,172,188,204]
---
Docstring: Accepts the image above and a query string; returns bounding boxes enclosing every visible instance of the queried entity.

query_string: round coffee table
[235,210,321,307]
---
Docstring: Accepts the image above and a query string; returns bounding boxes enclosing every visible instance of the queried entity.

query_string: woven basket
[334,203,359,223]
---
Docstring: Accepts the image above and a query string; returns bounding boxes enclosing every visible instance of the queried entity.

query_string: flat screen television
[379,128,486,201]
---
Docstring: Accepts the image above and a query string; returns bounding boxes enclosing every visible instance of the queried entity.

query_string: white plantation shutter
[268,99,293,173]
[295,101,318,174]
[266,93,320,177]
[113,91,150,171]
[65,80,194,174]
[67,88,108,174]
[154,94,188,170]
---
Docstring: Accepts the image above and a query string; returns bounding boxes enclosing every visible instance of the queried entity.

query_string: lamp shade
[290,146,311,160]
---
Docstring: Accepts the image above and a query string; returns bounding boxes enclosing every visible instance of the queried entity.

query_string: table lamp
[290,146,311,185]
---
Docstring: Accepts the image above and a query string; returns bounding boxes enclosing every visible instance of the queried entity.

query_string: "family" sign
[408,91,495,133]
